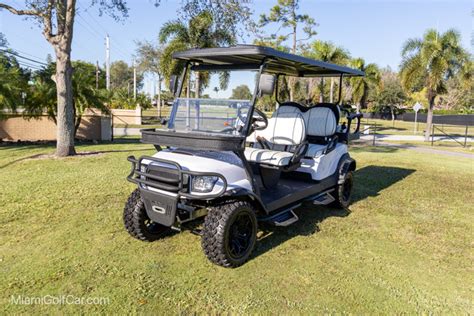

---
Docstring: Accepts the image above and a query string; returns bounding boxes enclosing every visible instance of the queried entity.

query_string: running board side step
[258,204,300,227]
[310,189,335,205]
[272,210,299,227]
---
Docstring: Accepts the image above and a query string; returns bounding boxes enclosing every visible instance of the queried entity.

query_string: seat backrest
[303,106,337,137]
[249,105,305,150]
[259,111,306,146]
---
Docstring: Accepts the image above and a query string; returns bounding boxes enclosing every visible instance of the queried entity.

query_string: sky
[0,0,472,97]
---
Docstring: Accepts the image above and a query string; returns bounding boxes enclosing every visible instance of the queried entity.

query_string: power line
[17,61,42,70]
[76,5,133,60]
[75,13,130,61]
[0,49,48,66]
[80,5,133,56]
[13,49,48,63]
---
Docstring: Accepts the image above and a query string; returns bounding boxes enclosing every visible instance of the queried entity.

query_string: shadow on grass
[251,165,415,261]
[0,153,45,169]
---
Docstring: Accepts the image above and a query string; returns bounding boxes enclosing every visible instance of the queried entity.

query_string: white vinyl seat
[245,109,306,167]
[244,148,294,166]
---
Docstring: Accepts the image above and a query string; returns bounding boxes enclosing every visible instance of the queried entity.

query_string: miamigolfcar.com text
[10,295,110,305]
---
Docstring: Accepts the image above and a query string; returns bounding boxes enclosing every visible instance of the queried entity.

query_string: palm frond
[159,20,188,44]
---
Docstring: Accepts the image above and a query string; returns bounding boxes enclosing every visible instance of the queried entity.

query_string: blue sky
[0,0,472,96]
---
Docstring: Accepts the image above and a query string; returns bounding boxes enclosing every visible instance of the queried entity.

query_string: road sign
[413,102,423,133]
[413,102,423,113]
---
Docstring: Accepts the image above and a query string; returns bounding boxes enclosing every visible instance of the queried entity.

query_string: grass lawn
[0,141,473,313]
[359,118,473,137]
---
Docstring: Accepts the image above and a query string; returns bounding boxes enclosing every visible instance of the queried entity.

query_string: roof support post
[336,74,343,105]
[243,59,268,137]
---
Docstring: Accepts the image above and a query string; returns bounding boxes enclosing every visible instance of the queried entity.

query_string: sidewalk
[360,134,473,143]
[376,142,474,159]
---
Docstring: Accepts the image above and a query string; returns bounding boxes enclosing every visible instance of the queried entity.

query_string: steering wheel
[237,107,268,131]
[251,108,268,131]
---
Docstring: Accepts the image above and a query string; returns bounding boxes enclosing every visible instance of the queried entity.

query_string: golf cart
[124,45,364,267]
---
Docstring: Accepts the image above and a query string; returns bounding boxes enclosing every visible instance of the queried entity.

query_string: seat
[245,109,306,167]
[303,106,339,157]
[244,148,294,166]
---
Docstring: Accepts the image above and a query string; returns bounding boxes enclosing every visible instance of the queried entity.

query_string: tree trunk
[195,72,200,98]
[186,73,191,99]
[157,74,162,118]
[288,24,297,102]
[55,54,76,156]
[319,78,325,103]
[330,78,334,103]
[425,95,435,142]
[74,115,81,138]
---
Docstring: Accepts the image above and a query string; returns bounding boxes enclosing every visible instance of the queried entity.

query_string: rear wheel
[123,189,172,241]
[202,201,257,268]
[332,171,353,208]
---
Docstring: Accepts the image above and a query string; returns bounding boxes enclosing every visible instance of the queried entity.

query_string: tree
[0,1,128,156]
[230,84,252,100]
[110,60,143,92]
[349,58,380,113]
[258,0,317,101]
[400,29,468,141]
[375,69,407,122]
[0,32,7,47]
[0,41,30,111]
[307,40,350,103]
[108,88,151,110]
[159,10,234,97]
[26,61,108,137]
[179,0,254,40]
[135,40,163,115]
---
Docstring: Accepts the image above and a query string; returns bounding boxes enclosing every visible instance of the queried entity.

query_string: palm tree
[308,40,350,103]
[159,11,234,98]
[350,58,381,113]
[400,28,468,141]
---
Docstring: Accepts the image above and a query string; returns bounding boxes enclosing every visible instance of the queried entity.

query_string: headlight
[191,176,219,193]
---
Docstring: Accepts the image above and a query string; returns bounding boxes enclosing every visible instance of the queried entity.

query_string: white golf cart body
[126,45,364,227]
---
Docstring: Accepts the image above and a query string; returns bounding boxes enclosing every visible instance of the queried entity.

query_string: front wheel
[123,189,172,241]
[332,171,353,208]
[201,201,258,268]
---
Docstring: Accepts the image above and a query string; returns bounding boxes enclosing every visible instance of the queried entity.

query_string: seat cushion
[244,147,294,166]
[305,143,327,158]
[303,107,337,137]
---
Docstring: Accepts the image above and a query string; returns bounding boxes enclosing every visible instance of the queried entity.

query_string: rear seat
[303,106,338,157]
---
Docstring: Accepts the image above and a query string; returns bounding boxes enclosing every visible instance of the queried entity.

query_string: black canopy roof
[172,45,364,77]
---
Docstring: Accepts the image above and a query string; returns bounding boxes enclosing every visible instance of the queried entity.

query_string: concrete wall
[111,106,142,126]
[0,108,111,141]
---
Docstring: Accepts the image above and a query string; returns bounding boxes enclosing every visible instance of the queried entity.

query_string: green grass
[1,141,473,313]
[359,118,472,137]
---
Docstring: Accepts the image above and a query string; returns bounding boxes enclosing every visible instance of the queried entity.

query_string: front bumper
[126,155,228,226]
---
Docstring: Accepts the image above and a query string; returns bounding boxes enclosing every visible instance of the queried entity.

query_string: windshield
[167,70,256,136]
[168,98,250,135]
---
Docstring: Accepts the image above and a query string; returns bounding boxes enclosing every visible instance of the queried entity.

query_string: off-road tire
[202,201,258,268]
[332,171,353,208]
[123,189,171,241]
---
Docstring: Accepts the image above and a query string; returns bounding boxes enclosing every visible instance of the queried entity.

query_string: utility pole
[95,61,99,89]
[133,59,137,100]
[105,34,110,90]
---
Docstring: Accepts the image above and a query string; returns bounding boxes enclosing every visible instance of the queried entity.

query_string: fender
[337,154,356,185]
